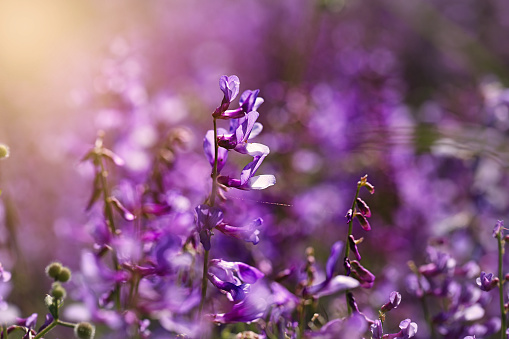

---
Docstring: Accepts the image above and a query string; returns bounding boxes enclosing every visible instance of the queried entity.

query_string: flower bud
[51,282,66,300]
[0,144,9,159]
[74,322,96,339]
[57,267,72,283]
[45,262,63,280]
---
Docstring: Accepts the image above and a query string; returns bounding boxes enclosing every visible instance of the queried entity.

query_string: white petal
[245,143,270,157]
[248,175,276,190]
[248,123,263,139]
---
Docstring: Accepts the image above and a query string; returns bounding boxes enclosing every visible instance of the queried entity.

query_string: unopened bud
[0,144,9,159]
[45,262,63,280]
[51,282,66,300]
[74,322,95,339]
[57,267,72,283]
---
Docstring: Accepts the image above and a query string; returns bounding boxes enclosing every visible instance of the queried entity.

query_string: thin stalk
[298,300,306,339]
[199,117,220,317]
[98,156,121,309]
[33,320,58,339]
[198,249,210,315]
[498,233,506,339]
[343,182,361,314]
[210,118,219,206]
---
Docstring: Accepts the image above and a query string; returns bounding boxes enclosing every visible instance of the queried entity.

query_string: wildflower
[493,220,504,238]
[349,260,375,288]
[203,128,229,173]
[195,204,223,251]
[303,241,360,297]
[371,319,383,339]
[216,218,262,244]
[213,75,241,119]
[381,291,402,313]
[217,111,263,153]
[217,143,276,190]
[476,271,499,291]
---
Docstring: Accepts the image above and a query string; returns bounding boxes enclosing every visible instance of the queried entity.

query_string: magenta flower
[203,128,229,174]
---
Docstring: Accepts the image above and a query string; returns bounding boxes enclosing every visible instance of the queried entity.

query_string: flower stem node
[74,322,96,339]
[45,262,63,280]
[57,267,72,283]
[0,144,9,159]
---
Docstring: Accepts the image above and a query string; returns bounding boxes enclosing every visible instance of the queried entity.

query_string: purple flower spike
[204,129,228,173]
[213,75,241,118]
[216,218,262,245]
[381,291,402,313]
[476,271,499,291]
[493,220,504,238]
[195,204,224,251]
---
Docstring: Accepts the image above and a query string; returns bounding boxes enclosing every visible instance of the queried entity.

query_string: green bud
[45,262,63,279]
[57,267,72,282]
[0,144,9,159]
[74,322,95,339]
[51,282,66,300]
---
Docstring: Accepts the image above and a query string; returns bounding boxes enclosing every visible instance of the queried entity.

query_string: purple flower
[381,291,402,313]
[217,143,276,190]
[0,263,11,283]
[493,220,504,238]
[220,89,264,120]
[195,204,223,251]
[371,319,383,339]
[349,260,375,288]
[216,218,262,244]
[213,75,241,119]
[303,241,360,297]
[383,319,418,338]
[217,111,262,153]
[476,271,499,291]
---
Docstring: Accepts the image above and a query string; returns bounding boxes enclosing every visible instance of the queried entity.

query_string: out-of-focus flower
[493,220,504,238]
[306,313,368,339]
[216,218,262,245]
[383,319,418,338]
[371,319,383,339]
[349,260,375,288]
[381,291,402,313]
[0,263,11,283]
[476,271,499,291]
[195,204,223,251]
[303,241,360,297]
[208,259,264,302]
[0,144,9,160]
[204,129,229,174]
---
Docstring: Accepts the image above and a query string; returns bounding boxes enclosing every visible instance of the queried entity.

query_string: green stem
[57,320,77,329]
[499,233,506,339]
[210,118,219,206]
[198,249,210,315]
[33,320,58,339]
